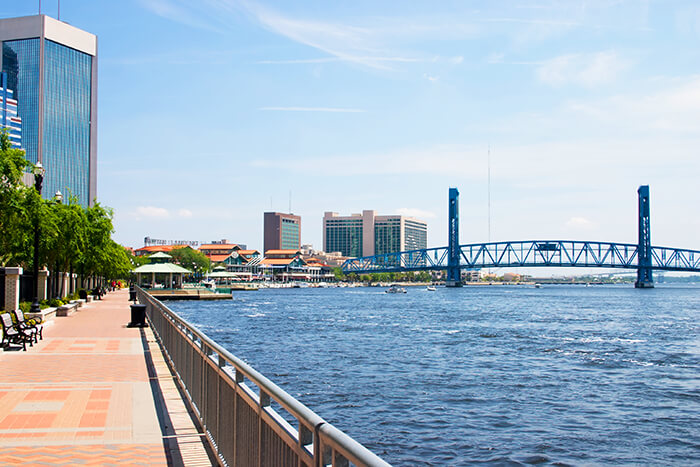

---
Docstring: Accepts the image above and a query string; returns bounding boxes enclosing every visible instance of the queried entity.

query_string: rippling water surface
[167,285,699,466]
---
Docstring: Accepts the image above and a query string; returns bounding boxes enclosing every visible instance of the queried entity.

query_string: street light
[30,162,45,314]
[54,190,63,204]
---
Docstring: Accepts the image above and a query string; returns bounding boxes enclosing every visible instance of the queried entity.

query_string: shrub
[48,298,63,307]
[18,301,31,314]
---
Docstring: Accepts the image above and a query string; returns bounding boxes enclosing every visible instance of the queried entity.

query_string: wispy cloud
[536,51,630,87]
[137,0,226,33]
[129,206,194,220]
[566,75,700,131]
[259,107,365,113]
[134,206,170,219]
[566,217,595,229]
[257,56,424,65]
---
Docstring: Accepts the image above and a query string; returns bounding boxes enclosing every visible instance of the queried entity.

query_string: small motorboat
[426,286,436,291]
[386,285,407,294]
[534,283,541,288]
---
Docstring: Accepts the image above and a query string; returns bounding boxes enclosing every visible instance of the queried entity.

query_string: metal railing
[136,286,390,467]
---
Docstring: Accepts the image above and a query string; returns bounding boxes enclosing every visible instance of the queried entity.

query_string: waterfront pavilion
[132,262,191,289]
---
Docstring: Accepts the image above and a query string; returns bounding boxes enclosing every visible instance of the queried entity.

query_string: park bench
[12,309,42,342]
[1,313,33,351]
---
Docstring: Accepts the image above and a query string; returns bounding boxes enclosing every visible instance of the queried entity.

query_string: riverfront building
[0,71,22,148]
[263,212,301,253]
[323,210,428,258]
[0,15,98,206]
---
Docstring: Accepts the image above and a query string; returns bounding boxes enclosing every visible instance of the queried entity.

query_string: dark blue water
[167,285,700,466]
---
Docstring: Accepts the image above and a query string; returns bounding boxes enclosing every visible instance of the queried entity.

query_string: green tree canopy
[0,129,32,266]
[169,246,210,273]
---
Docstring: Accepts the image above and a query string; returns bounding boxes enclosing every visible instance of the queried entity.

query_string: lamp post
[30,162,45,314]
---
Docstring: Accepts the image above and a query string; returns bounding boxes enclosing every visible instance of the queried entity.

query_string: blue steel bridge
[341,186,700,288]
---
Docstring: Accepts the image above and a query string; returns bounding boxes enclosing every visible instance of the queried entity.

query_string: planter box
[56,302,79,317]
[26,307,57,323]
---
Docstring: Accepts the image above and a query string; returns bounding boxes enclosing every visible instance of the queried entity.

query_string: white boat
[426,286,436,291]
[386,285,407,294]
[201,279,216,289]
[534,283,541,288]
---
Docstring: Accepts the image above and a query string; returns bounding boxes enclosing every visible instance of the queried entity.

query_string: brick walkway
[0,289,213,466]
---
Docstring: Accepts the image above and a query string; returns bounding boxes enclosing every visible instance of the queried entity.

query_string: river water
[167,285,699,466]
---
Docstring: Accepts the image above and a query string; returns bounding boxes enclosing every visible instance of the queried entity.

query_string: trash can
[127,304,148,328]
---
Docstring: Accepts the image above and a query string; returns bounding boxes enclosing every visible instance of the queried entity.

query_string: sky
[2,0,700,255]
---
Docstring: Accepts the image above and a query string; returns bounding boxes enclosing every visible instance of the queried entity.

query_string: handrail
[136,286,390,467]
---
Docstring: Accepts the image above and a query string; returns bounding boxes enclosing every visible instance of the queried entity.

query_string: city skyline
[1,1,698,252]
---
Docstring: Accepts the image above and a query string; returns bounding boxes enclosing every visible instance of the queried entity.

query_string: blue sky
[3,1,700,254]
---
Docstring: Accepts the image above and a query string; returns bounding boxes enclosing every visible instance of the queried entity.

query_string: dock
[149,289,233,300]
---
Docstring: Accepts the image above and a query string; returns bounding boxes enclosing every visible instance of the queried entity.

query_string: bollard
[129,285,136,302]
[127,304,148,328]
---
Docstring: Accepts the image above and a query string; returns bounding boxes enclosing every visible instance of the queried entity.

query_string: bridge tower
[635,185,654,288]
[446,188,462,287]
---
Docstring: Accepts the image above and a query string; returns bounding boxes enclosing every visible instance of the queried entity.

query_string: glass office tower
[0,71,23,148]
[323,211,428,258]
[263,212,302,253]
[0,15,97,206]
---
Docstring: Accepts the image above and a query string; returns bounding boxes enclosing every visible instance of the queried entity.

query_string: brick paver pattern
[0,289,209,466]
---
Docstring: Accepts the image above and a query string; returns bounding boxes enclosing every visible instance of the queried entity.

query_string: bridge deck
[342,240,700,274]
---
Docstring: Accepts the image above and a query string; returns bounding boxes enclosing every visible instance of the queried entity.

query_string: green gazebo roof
[132,263,191,274]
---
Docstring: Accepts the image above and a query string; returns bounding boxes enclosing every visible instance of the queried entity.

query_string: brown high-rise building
[263,212,301,253]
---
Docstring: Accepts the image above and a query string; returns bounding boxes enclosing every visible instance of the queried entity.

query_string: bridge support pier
[635,185,654,288]
[446,188,462,287]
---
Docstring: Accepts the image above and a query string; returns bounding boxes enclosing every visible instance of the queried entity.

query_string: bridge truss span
[341,240,700,274]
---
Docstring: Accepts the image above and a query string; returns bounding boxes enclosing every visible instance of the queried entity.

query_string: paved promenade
[0,288,212,466]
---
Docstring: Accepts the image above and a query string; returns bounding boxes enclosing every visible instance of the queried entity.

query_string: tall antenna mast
[39,0,41,14]
[488,144,491,243]
[289,190,292,213]
[58,0,60,20]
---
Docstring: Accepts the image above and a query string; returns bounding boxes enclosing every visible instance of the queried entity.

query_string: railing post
[635,185,654,288]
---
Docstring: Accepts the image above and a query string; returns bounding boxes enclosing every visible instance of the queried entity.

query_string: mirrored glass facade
[325,219,363,257]
[43,40,92,206]
[281,218,300,250]
[2,39,39,161]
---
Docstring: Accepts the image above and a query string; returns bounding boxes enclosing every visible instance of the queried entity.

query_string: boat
[386,285,406,294]
[534,283,541,288]
[201,279,216,289]
[426,286,436,291]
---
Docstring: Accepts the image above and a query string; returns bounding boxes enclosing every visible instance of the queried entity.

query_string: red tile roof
[260,258,298,266]
[199,244,239,251]
[264,249,301,255]
[209,254,231,262]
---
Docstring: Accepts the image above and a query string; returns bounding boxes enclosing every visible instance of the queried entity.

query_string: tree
[0,129,32,266]
[169,246,208,274]
[331,266,345,281]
